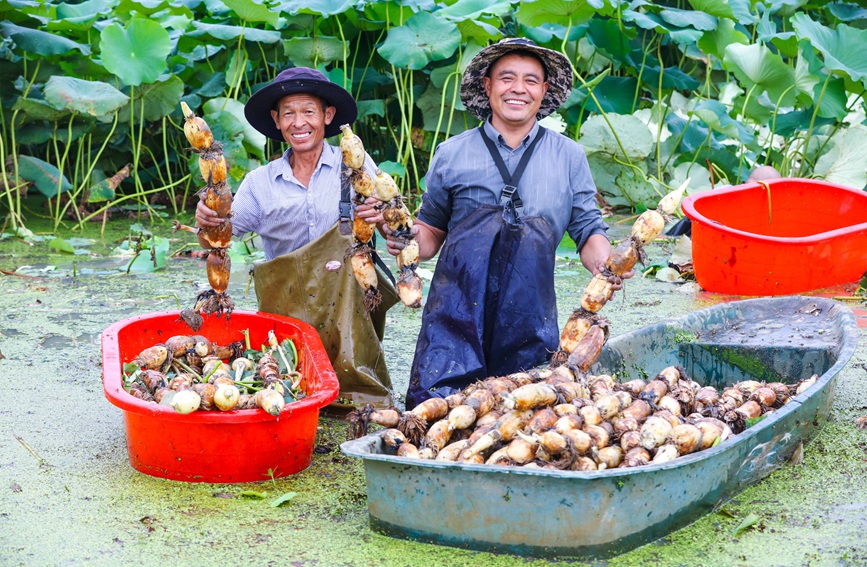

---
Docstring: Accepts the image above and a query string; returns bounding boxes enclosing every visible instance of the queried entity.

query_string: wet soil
[0,216,865,566]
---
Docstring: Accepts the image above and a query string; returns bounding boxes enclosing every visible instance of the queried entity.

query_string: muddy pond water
[0,216,865,566]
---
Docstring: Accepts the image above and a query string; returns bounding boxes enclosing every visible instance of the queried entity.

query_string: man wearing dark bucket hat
[385,38,628,409]
[195,67,398,411]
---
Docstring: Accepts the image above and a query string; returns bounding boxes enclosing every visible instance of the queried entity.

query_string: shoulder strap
[478,125,547,214]
[338,162,352,235]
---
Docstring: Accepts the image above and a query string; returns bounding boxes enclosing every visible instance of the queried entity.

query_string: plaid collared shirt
[231,143,376,260]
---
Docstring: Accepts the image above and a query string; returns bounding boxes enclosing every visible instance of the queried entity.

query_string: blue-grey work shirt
[231,143,376,260]
[417,120,608,252]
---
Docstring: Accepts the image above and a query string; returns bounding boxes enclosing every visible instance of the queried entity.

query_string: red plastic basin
[682,178,867,295]
[102,310,339,483]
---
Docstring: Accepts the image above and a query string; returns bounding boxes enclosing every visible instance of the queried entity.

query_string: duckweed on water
[0,217,865,566]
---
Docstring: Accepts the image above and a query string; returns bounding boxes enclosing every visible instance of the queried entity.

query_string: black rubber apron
[253,167,398,410]
[406,126,558,409]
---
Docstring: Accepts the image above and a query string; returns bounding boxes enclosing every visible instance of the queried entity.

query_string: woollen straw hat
[460,37,573,121]
[244,67,358,141]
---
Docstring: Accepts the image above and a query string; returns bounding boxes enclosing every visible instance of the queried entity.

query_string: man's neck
[287,143,324,172]
[489,116,536,149]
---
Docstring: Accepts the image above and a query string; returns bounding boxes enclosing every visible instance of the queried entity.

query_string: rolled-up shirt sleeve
[416,146,452,232]
[230,175,262,236]
[567,146,608,251]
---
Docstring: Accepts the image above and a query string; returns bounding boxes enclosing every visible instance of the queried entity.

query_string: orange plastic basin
[682,179,867,295]
[102,310,339,483]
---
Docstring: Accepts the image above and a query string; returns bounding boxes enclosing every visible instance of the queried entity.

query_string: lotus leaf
[17,155,73,198]
[697,18,748,60]
[791,13,867,82]
[516,0,606,29]
[12,97,71,122]
[456,18,502,45]
[723,43,797,107]
[283,37,346,68]
[43,76,129,117]
[203,98,267,162]
[813,124,867,190]
[188,22,281,43]
[690,100,755,145]
[579,114,654,161]
[223,0,279,27]
[437,0,513,21]
[99,19,171,86]
[378,12,461,71]
[0,22,90,56]
[277,0,358,16]
[660,8,717,31]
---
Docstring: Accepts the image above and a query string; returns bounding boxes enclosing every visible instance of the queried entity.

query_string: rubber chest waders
[406,126,558,409]
[254,165,398,410]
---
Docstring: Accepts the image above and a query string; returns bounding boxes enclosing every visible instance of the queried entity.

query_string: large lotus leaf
[203,97,266,161]
[188,22,281,43]
[566,76,638,117]
[320,64,351,93]
[687,0,734,19]
[56,0,113,19]
[723,43,797,107]
[586,153,645,207]
[119,75,184,121]
[277,0,359,15]
[773,108,834,137]
[438,0,513,20]
[456,18,503,45]
[697,18,748,60]
[615,169,658,209]
[828,2,867,22]
[114,0,189,17]
[641,63,701,92]
[660,8,717,31]
[378,12,461,71]
[43,76,129,117]
[17,155,73,197]
[791,13,867,82]
[621,10,704,44]
[809,77,848,120]
[517,0,607,29]
[522,21,586,43]
[666,113,724,153]
[12,97,71,122]
[690,100,755,145]
[813,125,867,189]
[283,37,346,68]
[195,72,228,97]
[357,99,385,120]
[586,18,634,66]
[579,114,654,161]
[0,22,91,56]
[222,0,279,26]
[683,144,742,184]
[100,19,171,86]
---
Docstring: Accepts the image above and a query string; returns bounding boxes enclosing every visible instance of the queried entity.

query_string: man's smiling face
[483,53,549,132]
[270,93,336,155]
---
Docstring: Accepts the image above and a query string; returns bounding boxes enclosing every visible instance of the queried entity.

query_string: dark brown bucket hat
[460,37,573,121]
[244,67,358,141]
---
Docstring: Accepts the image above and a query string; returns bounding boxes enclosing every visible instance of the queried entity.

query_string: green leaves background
[1,0,865,225]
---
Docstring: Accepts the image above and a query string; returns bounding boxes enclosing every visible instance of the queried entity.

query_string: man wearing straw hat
[386,38,626,409]
[195,67,397,411]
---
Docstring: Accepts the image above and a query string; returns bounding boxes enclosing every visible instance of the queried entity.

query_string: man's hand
[195,200,221,228]
[355,197,385,227]
[580,233,633,290]
[385,224,418,256]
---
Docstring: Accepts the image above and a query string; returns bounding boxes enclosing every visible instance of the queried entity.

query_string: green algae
[1,217,865,566]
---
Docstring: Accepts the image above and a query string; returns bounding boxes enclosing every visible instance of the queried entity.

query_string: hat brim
[244,79,358,141]
[460,40,573,122]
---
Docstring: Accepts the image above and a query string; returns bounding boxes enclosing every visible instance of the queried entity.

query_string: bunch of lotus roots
[173,102,234,330]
